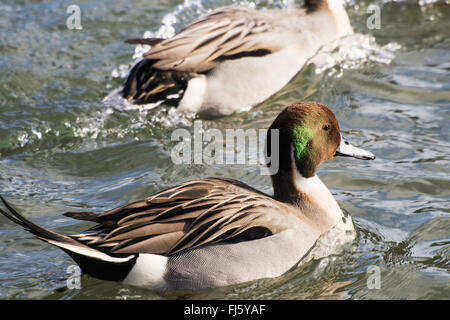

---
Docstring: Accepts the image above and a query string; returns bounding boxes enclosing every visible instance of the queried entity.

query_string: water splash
[416,0,449,5]
[310,33,401,78]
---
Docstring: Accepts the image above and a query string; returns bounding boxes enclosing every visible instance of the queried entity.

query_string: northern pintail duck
[121,1,353,116]
[0,102,374,291]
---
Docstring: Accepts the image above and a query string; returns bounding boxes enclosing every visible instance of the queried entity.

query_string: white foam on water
[310,33,401,78]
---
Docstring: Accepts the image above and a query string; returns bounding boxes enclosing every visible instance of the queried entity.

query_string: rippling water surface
[0,0,449,299]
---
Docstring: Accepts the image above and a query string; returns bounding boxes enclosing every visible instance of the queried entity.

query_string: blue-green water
[0,0,449,299]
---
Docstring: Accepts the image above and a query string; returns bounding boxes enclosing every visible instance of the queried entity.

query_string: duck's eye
[323,124,330,131]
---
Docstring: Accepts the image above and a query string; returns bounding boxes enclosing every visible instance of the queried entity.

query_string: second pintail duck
[0,102,374,291]
[120,0,353,116]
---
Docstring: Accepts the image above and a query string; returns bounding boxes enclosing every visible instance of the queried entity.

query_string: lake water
[0,0,449,299]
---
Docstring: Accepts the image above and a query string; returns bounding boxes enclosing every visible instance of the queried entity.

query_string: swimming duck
[0,102,374,291]
[121,1,353,116]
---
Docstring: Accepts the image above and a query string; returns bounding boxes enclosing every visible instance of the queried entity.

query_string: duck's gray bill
[335,135,375,160]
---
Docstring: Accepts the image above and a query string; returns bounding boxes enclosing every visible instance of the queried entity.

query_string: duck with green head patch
[293,125,312,160]
[0,102,375,291]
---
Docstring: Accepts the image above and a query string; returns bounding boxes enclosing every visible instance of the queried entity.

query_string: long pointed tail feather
[125,37,164,46]
[0,196,137,281]
[0,195,71,243]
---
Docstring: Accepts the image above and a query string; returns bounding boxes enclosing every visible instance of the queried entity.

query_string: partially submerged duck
[0,102,374,291]
[121,0,353,116]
